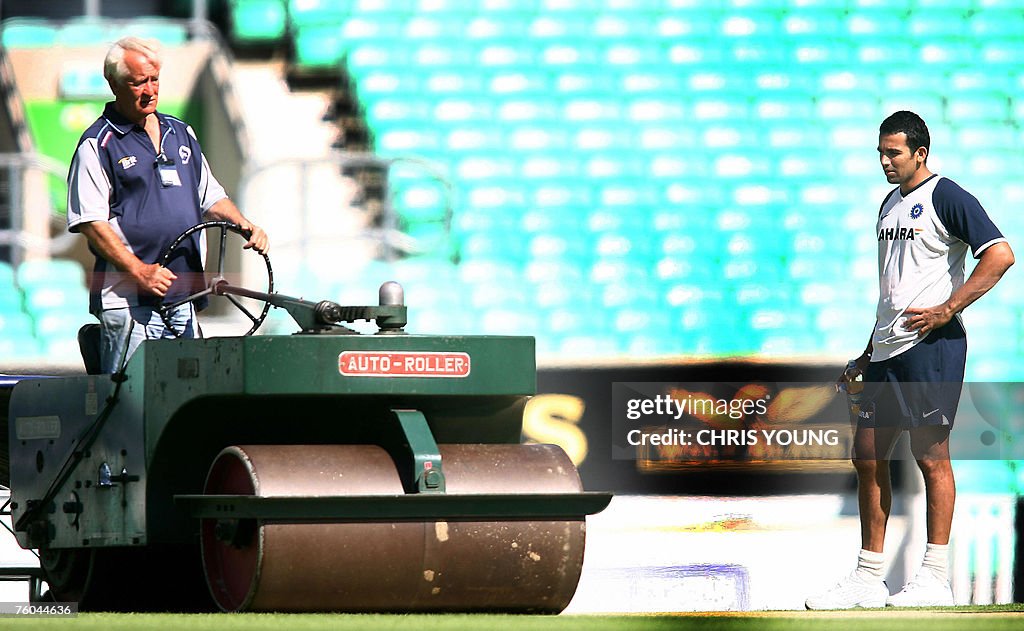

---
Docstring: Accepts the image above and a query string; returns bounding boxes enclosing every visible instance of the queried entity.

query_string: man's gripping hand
[134,262,177,297]
[238,221,269,254]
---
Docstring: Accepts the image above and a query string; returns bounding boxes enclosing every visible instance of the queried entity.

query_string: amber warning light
[339,351,471,377]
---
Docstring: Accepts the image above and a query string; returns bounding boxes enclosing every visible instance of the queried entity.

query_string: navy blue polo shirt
[68,102,227,312]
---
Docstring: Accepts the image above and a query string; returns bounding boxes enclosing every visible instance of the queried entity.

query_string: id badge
[159,166,182,187]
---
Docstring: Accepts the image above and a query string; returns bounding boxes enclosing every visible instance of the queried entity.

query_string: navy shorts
[858,318,967,429]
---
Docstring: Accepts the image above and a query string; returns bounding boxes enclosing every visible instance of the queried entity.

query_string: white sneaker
[805,571,889,610]
[886,570,954,607]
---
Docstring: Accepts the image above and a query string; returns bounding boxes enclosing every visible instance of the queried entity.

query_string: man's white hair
[104,36,162,86]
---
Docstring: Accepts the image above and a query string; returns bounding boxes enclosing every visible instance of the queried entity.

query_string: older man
[67,36,268,373]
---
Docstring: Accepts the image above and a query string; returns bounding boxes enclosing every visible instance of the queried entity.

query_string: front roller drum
[200,444,587,612]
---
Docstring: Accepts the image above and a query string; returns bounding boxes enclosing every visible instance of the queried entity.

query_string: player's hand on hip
[903,305,953,338]
[135,263,177,297]
[239,222,269,254]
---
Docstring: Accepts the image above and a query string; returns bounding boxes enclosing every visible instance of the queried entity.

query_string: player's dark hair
[879,111,930,157]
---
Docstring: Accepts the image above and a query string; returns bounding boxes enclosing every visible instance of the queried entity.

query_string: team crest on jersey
[910,203,924,219]
[178,145,191,165]
[118,156,137,170]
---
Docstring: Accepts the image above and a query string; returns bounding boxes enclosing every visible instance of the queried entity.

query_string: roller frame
[176,492,613,522]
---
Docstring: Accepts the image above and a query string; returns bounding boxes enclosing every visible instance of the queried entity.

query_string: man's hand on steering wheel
[238,221,269,254]
[135,262,177,297]
[159,221,273,337]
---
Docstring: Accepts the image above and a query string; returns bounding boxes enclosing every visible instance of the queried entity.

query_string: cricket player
[806,111,1014,609]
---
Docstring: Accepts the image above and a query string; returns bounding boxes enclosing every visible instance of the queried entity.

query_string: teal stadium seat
[880,92,943,126]
[34,311,89,339]
[412,42,476,69]
[781,9,844,39]
[754,91,815,121]
[957,462,1019,495]
[0,337,42,360]
[857,41,916,67]
[908,11,969,38]
[969,9,1024,38]
[478,307,541,337]
[0,308,34,338]
[462,231,528,265]
[602,42,664,67]
[230,0,288,44]
[977,37,1020,66]
[1,19,57,48]
[477,40,536,68]
[911,0,972,8]
[536,0,600,14]
[524,259,586,286]
[949,69,1012,93]
[465,15,530,40]
[844,11,888,37]
[468,280,530,311]
[817,93,880,122]
[796,39,856,66]
[475,0,538,12]
[56,18,111,46]
[121,18,188,45]
[23,286,90,313]
[729,36,791,66]
[403,13,466,40]
[918,40,977,67]
[457,259,519,286]
[654,15,715,43]
[487,71,550,98]
[527,14,589,40]
[591,12,652,40]
[293,24,348,69]
[288,0,349,27]
[493,98,559,124]
[509,124,573,152]
[16,259,86,290]
[947,92,1010,123]
[60,65,109,99]
[373,125,441,155]
[0,261,15,287]
[460,183,524,219]
[346,42,407,72]
[618,70,682,96]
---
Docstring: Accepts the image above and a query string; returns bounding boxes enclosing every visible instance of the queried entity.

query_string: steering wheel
[157,221,274,337]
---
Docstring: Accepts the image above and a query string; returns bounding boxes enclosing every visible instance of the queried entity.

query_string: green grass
[2,608,1023,631]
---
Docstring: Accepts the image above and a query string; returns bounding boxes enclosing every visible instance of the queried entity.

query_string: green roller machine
[3,222,610,612]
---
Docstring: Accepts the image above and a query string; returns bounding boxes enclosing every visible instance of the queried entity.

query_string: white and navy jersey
[872,174,1006,362]
[67,102,228,313]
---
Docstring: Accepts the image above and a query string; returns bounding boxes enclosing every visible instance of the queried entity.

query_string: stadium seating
[264,0,1020,371]
[5,4,1020,376]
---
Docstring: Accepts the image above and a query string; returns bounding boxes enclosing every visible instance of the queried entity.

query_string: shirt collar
[101,101,174,136]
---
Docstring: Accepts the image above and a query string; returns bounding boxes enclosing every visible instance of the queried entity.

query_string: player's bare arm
[206,197,269,254]
[78,220,177,297]
[905,241,1015,337]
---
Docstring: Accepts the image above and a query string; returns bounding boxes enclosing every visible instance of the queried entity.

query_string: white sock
[921,543,949,582]
[856,548,885,580]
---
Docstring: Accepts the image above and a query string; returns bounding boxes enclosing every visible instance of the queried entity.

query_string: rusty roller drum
[200,444,587,612]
